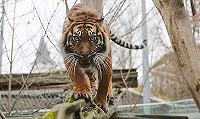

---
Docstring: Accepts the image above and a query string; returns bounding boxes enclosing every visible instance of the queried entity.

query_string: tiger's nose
[80,51,90,58]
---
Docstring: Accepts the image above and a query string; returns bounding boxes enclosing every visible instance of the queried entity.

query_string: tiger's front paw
[94,97,109,113]
[71,86,92,102]
[107,95,114,105]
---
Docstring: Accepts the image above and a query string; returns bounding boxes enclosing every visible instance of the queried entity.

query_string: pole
[0,0,5,74]
[142,0,151,114]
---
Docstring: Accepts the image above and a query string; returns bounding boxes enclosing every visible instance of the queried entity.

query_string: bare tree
[152,0,200,111]
[7,0,17,109]
[191,0,200,42]
[0,0,5,74]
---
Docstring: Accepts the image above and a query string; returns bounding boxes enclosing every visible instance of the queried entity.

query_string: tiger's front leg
[94,56,112,113]
[65,59,92,101]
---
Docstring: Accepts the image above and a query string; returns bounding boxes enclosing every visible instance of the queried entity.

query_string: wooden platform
[0,69,138,116]
[0,69,138,91]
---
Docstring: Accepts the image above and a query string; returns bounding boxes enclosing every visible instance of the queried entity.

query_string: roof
[0,69,138,91]
[34,35,54,65]
[151,45,200,77]
[32,35,56,73]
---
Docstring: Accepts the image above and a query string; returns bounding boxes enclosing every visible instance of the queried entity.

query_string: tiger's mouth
[78,59,93,68]
[74,53,95,68]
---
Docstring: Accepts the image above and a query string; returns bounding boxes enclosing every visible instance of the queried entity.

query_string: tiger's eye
[90,35,97,42]
[72,36,79,43]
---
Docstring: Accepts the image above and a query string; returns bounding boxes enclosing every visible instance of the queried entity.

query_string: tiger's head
[59,19,111,69]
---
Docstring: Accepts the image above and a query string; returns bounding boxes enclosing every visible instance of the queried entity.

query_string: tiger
[58,3,147,113]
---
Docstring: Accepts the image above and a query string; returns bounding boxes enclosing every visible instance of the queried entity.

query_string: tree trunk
[80,0,103,15]
[0,0,5,74]
[152,0,200,111]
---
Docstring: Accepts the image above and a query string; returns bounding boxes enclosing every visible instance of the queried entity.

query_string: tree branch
[0,110,6,119]
[33,91,125,119]
[190,0,196,16]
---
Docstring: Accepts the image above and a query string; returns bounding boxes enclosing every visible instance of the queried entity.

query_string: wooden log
[111,115,188,119]
[32,91,125,119]
[136,115,188,119]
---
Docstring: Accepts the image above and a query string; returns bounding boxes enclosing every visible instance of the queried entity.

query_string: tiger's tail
[111,33,147,49]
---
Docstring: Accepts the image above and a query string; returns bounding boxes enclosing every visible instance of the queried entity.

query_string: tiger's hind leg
[107,82,114,105]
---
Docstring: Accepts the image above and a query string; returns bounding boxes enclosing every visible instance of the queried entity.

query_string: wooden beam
[0,69,138,91]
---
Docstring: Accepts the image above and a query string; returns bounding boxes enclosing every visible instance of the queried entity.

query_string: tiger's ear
[68,17,74,23]
[96,17,104,23]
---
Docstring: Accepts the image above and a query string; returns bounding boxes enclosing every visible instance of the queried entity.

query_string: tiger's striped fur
[58,3,147,113]
[111,33,147,49]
